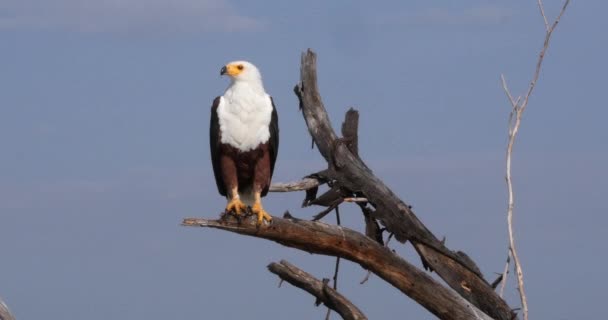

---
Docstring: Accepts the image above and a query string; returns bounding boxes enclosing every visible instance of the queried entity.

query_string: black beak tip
[220,66,227,76]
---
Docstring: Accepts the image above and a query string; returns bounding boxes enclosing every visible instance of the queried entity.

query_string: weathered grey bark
[268,260,366,320]
[183,215,493,320]
[0,297,15,320]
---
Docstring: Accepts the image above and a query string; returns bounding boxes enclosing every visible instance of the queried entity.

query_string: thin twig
[500,75,517,108]
[520,0,571,116]
[537,0,550,32]
[385,233,395,246]
[313,199,343,221]
[498,251,511,297]
[326,206,342,320]
[490,274,504,290]
[500,1,570,319]
[359,270,372,285]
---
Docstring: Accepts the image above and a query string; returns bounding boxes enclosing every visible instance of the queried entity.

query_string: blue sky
[1,0,606,319]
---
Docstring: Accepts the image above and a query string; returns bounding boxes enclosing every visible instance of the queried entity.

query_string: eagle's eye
[237,65,244,70]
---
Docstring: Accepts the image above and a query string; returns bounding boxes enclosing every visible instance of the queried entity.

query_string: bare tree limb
[270,178,321,192]
[0,297,15,320]
[295,49,514,320]
[268,260,366,320]
[500,2,570,319]
[183,215,493,320]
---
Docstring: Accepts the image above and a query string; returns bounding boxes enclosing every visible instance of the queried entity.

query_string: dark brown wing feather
[210,96,226,196]
[262,97,279,196]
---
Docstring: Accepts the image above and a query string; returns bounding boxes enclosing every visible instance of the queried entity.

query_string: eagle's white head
[220,61,263,84]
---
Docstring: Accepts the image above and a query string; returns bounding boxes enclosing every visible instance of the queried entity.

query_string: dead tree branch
[295,49,514,320]
[0,297,15,320]
[500,1,570,319]
[268,260,366,320]
[270,178,320,192]
[183,215,493,320]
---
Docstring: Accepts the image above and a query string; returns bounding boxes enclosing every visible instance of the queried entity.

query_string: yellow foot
[251,202,273,225]
[225,198,247,216]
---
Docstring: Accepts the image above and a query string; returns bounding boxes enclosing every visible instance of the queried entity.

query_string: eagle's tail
[238,186,255,207]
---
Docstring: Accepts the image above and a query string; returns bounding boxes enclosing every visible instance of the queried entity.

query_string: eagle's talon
[251,202,273,225]
[225,198,247,216]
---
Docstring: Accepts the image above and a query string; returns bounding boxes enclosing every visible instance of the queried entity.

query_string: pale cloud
[0,0,265,33]
[375,5,513,27]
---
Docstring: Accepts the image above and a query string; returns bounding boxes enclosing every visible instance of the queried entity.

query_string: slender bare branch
[270,178,321,192]
[326,206,342,320]
[500,1,570,319]
[537,0,550,32]
[520,0,571,116]
[183,215,493,320]
[553,0,571,30]
[359,270,372,285]
[498,251,511,297]
[500,75,518,109]
[312,199,343,221]
[268,260,366,320]
[505,115,527,318]
[0,297,15,320]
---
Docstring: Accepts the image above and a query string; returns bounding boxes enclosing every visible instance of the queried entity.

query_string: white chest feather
[217,83,273,151]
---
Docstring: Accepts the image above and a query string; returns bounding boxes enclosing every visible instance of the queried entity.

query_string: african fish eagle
[210,61,279,224]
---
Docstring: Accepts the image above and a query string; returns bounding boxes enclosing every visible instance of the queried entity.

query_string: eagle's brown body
[218,139,273,198]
